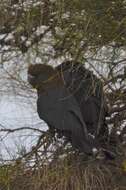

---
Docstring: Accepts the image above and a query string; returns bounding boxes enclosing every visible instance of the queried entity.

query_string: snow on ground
[0,96,48,160]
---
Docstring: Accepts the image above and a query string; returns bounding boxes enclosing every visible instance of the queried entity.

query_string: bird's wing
[37,85,98,154]
[56,62,108,137]
[37,85,85,130]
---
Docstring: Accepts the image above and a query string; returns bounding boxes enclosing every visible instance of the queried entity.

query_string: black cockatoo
[56,61,108,142]
[28,63,98,155]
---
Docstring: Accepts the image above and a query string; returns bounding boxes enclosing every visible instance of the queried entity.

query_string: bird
[56,61,108,143]
[28,63,98,155]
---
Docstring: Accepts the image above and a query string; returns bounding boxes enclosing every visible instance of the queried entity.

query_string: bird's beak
[28,74,35,83]
[28,74,37,89]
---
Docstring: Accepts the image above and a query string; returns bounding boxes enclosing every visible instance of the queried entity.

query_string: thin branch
[0,127,45,134]
[109,104,126,114]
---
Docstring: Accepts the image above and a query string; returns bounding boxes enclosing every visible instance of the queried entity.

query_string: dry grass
[1,153,126,190]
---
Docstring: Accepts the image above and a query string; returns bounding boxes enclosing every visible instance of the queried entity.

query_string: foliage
[1,152,126,190]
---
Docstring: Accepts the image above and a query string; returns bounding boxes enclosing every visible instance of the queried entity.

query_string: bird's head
[28,64,61,89]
